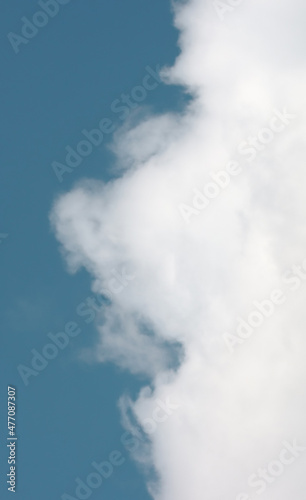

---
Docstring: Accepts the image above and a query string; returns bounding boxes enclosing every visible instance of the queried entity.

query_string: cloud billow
[51,0,306,498]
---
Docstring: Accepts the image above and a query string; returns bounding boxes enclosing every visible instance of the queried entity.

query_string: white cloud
[51,0,306,498]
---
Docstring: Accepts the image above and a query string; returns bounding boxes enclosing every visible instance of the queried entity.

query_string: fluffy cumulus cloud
[51,0,306,498]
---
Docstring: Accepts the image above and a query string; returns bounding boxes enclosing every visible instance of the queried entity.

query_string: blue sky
[0,1,182,498]
[2,1,306,500]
